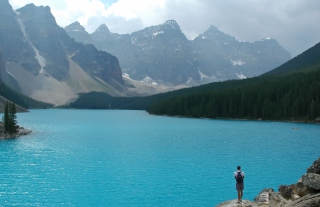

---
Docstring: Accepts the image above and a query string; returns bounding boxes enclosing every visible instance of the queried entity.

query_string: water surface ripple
[0,109,319,206]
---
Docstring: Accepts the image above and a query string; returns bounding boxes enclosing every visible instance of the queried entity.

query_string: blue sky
[8,0,320,57]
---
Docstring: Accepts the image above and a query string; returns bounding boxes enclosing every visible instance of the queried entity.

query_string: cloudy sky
[9,0,320,57]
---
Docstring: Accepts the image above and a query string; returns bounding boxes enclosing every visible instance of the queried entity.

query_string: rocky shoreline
[216,157,320,207]
[0,126,32,139]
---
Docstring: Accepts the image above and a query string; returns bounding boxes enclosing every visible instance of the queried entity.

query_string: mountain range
[69,41,320,122]
[0,0,290,105]
[65,20,291,86]
[0,0,126,105]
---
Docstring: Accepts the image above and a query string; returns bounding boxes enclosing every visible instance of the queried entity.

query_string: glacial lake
[0,109,319,206]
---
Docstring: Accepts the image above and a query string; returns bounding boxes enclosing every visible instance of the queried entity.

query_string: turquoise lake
[0,109,319,206]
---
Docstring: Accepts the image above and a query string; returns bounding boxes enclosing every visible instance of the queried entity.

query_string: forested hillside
[264,42,320,76]
[147,65,320,121]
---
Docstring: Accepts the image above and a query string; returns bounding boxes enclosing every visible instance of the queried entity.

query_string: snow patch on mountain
[231,60,245,66]
[153,31,164,36]
[140,76,158,85]
[236,73,247,79]
[122,73,134,81]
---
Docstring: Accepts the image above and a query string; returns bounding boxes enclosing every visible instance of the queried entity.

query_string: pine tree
[2,101,9,132]
[2,101,18,134]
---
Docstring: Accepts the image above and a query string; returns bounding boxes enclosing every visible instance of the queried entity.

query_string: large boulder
[298,173,320,191]
[268,192,289,207]
[254,188,274,204]
[253,188,289,207]
[279,184,296,200]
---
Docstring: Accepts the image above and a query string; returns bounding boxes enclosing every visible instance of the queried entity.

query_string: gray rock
[254,188,274,203]
[296,181,308,197]
[286,193,320,207]
[307,157,320,174]
[299,173,320,190]
[279,184,296,200]
[215,199,259,207]
[268,192,289,207]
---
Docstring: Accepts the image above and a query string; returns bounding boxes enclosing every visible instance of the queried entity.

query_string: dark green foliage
[0,82,53,109]
[2,101,18,133]
[147,65,320,121]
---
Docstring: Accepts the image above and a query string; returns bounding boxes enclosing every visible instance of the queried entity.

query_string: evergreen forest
[147,65,320,121]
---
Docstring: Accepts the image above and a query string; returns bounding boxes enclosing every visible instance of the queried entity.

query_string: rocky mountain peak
[95,24,110,33]
[65,21,86,32]
[20,3,51,13]
[161,19,182,32]
[17,3,56,26]
[65,21,93,44]
[201,25,236,43]
[164,20,178,27]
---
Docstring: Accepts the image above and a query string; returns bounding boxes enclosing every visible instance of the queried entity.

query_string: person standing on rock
[234,166,245,202]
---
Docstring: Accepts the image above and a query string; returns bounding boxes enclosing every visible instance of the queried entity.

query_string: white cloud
[8,0,320,57]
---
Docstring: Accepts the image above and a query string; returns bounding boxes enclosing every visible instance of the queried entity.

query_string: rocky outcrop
[0,123,31,139]
[217,157,320,207]
[298,173,320,191]
[286,193,320,207]
[307,158,320,174]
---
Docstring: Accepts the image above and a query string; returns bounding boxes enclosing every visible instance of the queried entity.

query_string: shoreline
[0,127,32,140]
[148,112,320,124]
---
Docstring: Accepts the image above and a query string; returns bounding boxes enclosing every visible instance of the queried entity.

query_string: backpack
[236,171,243,183]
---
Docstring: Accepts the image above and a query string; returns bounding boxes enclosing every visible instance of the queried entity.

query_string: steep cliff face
[91,20,200,85]
[0,0,40,75]
[0,0,125,105]
[16,4,70,81]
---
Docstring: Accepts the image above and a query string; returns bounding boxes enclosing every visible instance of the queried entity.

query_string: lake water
[0,109,319,206]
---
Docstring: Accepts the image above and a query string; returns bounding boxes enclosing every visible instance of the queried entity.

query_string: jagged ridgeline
[70,42,320,121]
[65,20,290,85]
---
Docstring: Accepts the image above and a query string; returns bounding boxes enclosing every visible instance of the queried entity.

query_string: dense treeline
[147,65,320,121]
[0,82,53,109]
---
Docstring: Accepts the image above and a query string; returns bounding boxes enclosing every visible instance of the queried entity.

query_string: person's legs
[236,183,244,202]
[237,190,241,201]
